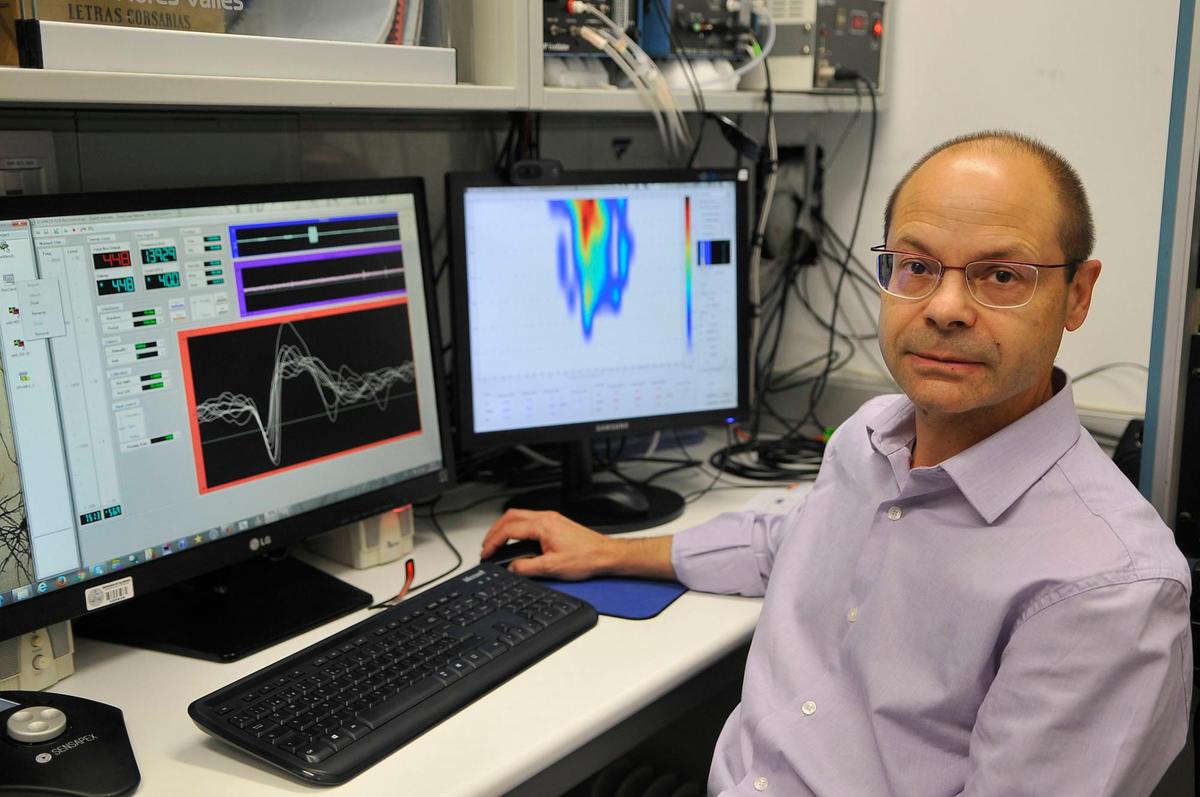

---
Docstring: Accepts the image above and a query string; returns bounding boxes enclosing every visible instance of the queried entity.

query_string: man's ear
[1065,259,1101,332]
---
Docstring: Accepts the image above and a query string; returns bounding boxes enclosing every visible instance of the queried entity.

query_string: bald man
[481,131,1193,796]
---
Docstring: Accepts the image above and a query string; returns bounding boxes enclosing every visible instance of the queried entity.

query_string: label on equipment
[84,577,134,611]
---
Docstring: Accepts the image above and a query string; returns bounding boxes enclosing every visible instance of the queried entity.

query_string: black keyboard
[188,563,597,785]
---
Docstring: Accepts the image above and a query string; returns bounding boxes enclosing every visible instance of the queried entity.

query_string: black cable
[682,425,736,503]
[369,498,463,609]
[797,75,876,432]
[651,0,706,167]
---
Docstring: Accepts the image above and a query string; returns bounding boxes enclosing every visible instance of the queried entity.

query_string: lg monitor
[0,178,453,660]
[448,168,749,532]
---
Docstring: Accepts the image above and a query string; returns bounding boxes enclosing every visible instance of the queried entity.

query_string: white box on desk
[306,506,414,570]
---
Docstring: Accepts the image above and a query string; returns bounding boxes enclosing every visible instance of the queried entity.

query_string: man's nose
[922,267,977,329]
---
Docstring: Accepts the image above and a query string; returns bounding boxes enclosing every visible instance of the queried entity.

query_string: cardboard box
[28,1,227,34]
[0,2,17,66]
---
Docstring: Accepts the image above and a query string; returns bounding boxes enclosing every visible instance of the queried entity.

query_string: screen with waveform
[179,297,421,492]
[230,214,401,257]
[550,198,633,340]
[234,244,406,316]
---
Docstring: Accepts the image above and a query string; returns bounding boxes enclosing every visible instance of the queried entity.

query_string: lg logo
[248,535,272,552]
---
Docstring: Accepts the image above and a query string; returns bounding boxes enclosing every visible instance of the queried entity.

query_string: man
[481,131,1193,796]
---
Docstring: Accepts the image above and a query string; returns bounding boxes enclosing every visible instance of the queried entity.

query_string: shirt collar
[865,368,1082,524]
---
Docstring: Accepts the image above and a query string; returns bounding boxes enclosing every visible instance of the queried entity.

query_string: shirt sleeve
[669,420,854,597]
[669,503,800,597]
[960,576,1193,797]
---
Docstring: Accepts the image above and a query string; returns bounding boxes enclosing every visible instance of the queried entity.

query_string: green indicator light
[143,382,164,390]
[210,278,225,285]
[142,372,162,381]
[203,235,221,242]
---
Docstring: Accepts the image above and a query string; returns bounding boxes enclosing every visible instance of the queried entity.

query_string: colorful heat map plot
[550,198,634,340]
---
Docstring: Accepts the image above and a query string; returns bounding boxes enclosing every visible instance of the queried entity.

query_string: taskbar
[0,459,443,608]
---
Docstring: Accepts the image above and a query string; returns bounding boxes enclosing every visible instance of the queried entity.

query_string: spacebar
[358,677,445,730]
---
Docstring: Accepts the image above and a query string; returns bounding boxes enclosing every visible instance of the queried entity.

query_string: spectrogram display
[550,198,634,340]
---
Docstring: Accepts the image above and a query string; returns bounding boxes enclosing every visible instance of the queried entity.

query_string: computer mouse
[481,539,543,566]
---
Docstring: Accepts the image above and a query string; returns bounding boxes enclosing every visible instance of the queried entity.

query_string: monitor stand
[73,553,371,662]
[503,440,685,534]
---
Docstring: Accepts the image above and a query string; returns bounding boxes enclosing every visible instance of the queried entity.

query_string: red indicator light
[851,14,866,31]
[873,18,883,37]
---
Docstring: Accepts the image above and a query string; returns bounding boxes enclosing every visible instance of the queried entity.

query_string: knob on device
[6,705,67,743]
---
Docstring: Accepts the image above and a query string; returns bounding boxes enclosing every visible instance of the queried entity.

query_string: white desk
[53,464,786,796]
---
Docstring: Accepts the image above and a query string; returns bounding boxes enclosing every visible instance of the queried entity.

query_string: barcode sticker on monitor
[84,577,134,611]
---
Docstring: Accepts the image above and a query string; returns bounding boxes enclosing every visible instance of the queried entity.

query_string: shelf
[0,70,520,112]
[538,87,866,114]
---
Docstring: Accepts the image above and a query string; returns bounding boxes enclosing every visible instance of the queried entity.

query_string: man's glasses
[870,246,1077,309]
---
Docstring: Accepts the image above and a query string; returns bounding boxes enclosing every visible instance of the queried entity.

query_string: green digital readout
[145,271,181,290]
[141,246,178,265]
[97,276,136,296]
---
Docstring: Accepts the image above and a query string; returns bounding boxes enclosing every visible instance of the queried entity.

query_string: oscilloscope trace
[181,299,422,491]
[194,322,416,468]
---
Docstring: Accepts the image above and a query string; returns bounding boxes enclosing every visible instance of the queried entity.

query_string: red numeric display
[93,250,133,269]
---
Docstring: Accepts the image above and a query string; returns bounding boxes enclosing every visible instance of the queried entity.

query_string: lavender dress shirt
[672,374,1193,796]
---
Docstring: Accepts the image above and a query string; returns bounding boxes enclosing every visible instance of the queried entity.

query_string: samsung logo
[595,422,629,433]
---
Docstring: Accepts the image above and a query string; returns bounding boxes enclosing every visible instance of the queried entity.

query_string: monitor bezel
[0,177,455,641]
[447,167,751,450]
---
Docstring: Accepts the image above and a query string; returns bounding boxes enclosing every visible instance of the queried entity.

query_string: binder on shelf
[15,20,456,86]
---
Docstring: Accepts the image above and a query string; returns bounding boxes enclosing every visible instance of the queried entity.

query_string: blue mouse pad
[537,577,688,620]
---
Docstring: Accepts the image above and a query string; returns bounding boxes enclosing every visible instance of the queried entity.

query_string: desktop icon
[54,576,68,589]
[13,585,31,601]
[92,564,106,576]
[237,519,249,532]
[193,534,203,545]
[161,542,172,554]
[177,538,188,550]
[0,594,5,607]
[36,582,48,594]
[128,554,138,564]
[76,571,87,582]
[208,529,220,541]
[110,559,122,571]
[144,548,155,560]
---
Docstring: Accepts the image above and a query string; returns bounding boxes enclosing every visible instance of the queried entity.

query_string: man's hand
[480,509,675,581]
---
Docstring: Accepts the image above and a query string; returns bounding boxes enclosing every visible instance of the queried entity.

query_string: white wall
[779,0,1181,417]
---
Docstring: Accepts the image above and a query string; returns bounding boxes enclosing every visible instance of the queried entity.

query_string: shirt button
[887,505,903,521]
[754,776,769,791]
[801,700,817,716]
[847,607,858,622]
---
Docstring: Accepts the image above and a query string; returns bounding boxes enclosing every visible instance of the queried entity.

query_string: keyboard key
[340,720,371,740]
[301,742,335,764]
[319,730,352,751]
[479,641,508,659]
[357,677,443,730]
[248,720,279,738]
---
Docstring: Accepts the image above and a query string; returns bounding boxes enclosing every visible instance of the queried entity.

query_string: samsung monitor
[0,178,453,660]
[448,168,749,532]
